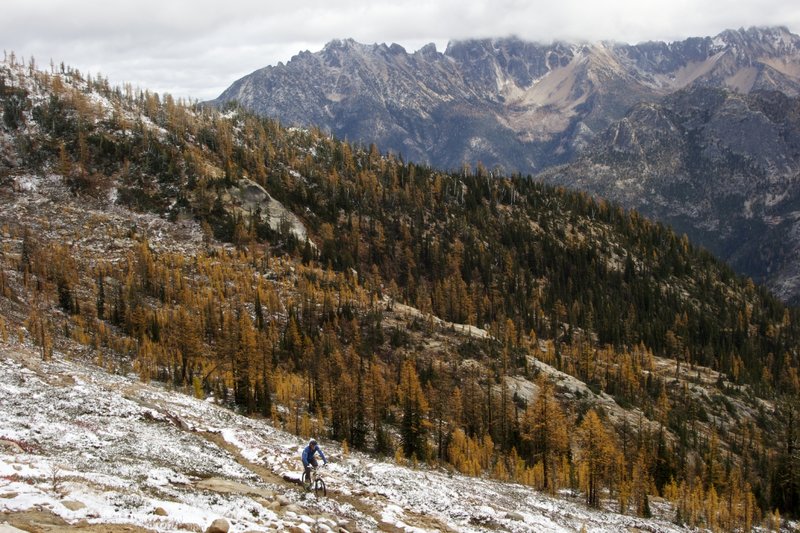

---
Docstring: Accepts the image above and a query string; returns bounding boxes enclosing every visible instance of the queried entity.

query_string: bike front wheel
[314,478,327,497]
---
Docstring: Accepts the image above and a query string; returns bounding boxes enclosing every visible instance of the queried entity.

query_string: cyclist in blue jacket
[301,438,327,483]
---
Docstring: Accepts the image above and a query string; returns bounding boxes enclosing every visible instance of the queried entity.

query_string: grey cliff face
[541,87,800,304]
[212,27,800,174]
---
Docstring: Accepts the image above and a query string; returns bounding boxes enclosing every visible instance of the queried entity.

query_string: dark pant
[304,457,318,481]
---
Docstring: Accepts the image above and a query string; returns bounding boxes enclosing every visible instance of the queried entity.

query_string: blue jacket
[301,444,326,466]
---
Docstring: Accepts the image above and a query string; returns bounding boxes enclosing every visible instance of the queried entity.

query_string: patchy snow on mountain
[212,27,800,175]
[0,342,693,532]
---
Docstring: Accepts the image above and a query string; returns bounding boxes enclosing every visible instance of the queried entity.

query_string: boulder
[378,520,405,533]
[205,518,230,533]
[61,500,86,511]
[277,495,291,506]
[0,440,24,454]
[267,501,281,512]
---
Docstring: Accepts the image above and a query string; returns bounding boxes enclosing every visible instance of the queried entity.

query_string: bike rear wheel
[314,478,327,496]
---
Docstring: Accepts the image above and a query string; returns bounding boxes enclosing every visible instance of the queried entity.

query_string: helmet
[309,439,317,446]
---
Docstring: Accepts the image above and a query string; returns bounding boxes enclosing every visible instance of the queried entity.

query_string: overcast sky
[3,0,799,101]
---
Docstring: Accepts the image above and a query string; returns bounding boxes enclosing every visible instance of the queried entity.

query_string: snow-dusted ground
[0,343,689,532]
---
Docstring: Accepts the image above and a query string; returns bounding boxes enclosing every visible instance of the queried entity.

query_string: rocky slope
[0,342,694,532]
[539,86,800,304]
[211,26,800,173]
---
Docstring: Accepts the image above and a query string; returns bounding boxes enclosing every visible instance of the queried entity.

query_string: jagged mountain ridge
[539,86,800,304]
[212,26,800,173]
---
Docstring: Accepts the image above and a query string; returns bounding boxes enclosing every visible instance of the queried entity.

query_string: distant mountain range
[212,26,800,303]
[212,26,800,174]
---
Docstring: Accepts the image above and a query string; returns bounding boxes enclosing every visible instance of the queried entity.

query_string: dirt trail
[198,431,292,490]
[199,431,459,533]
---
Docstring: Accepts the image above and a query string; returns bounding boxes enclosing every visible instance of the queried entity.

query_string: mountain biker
[301,438,327,482]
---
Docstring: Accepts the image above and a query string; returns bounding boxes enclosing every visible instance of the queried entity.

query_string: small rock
[267,501,281,512]
[277,495,291,506]
[338,519,353,527]
[506,511,525,521]
[62,500,87,511]
[0,492,18,499]
[75,519,91,527]
[205,518,230,533]
[178,524,202,533]
[154,506,168,516]
[313,516,336,531]
[378,520,404,533]
[282,473,302,484]
[0,440,24,454]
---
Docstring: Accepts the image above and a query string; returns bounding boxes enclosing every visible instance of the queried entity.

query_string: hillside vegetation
[540,86,800,305]
[2,54,800,529]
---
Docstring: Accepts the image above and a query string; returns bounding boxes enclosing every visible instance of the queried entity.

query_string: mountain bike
[302,463,327,496]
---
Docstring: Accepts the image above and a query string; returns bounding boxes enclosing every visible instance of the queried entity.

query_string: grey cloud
[2,0,799,100]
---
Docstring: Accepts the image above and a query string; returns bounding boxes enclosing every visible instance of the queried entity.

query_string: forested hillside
[2,54,800,529]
